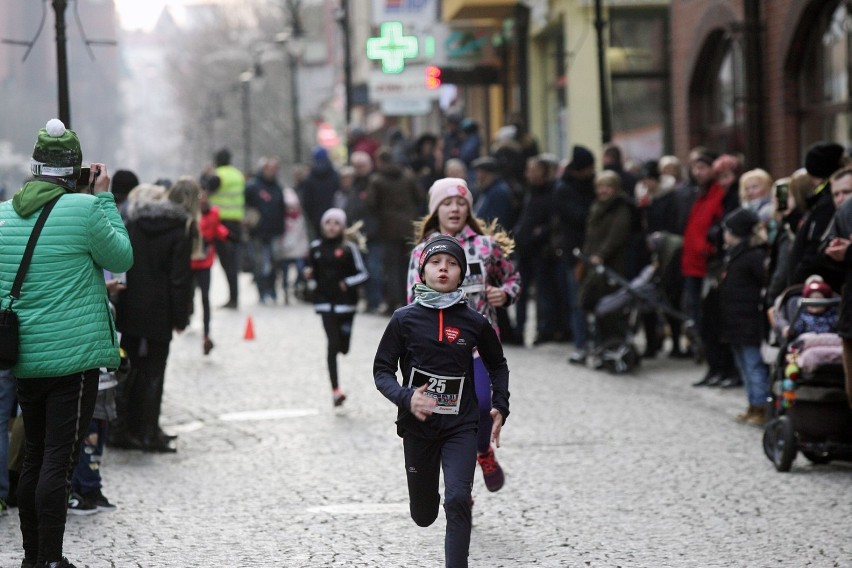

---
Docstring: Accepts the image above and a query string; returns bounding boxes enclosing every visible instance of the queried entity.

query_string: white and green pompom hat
[30,118,83,178]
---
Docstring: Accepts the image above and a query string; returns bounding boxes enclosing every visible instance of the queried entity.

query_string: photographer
[0,119,133,568]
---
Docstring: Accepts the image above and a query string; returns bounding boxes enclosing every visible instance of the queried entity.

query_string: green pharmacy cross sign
[367,21,418,74]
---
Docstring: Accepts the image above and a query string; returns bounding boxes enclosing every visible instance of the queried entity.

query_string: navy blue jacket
[475,177,515,230]
[308,236,369,313]
[374,301,510,439]
[244,174,285,241]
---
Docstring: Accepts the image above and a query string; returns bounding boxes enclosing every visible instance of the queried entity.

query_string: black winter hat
[691,149,718,166]
[641,160,660,180]
[419,235,467,284]
[722,207,759,238]
[804,142,845,179]
[567,145,594,171]
[111,169,139,197]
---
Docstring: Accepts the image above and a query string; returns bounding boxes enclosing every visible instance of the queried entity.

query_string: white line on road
[218,408,320,422]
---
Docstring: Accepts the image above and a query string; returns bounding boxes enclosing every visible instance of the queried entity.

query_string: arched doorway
[688,29,746,154]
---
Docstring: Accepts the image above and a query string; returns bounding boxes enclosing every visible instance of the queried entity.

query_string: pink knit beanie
[428,177,474,215]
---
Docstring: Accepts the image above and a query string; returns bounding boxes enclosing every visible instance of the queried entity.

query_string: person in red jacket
[192,184,230,355]
[681,150,726,385]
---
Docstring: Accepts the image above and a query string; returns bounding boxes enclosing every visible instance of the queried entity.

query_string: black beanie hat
[419,235,467,283]
[111,169,139,197]
[722,207,759,238]
[691,149,718,167]
[641,160,660,180]
[567,145,594,171]
[804,142,845,179]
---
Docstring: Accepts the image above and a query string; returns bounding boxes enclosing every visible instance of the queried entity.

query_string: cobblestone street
[2,273,851,567]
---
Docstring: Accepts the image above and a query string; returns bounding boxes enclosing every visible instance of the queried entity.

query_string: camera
[775,182,789,211]
[76,166,91,186]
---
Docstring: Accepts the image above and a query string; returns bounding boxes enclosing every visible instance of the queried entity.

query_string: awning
[442,0,517,21]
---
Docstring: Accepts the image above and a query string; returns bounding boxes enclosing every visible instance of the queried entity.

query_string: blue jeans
[731,344,769,406]
[71,418,107,496]
[0,369,15,500]
[565,263,588,350]
[250,239,277,302]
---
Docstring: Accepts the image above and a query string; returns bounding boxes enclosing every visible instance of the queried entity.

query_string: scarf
[413,283,466,309]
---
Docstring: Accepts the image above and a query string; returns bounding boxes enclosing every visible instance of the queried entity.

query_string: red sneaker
[333,388,347,407]
[476,446,505,492]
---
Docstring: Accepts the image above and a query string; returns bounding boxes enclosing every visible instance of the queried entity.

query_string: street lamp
[52,0,71,125]
[276,31,305,166]
[240,70,254,172]
[336,0,353,129]
[594,0,612,144]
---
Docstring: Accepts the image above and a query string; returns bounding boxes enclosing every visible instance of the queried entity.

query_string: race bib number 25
[408,367,465,415]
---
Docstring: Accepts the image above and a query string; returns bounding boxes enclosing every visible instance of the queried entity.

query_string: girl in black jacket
[374,235,510,568]
[719,208,770,426]
[305,208,368,406]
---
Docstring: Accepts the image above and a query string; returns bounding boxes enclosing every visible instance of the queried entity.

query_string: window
[799,1,852,147]
[609,8,671,160]
[689,31,746,154]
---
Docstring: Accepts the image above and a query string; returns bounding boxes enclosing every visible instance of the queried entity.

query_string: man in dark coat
[345,151,383,312]
[788,142,847,291]
[513,155,568,345]
[300,147,341,238]
[245,157,286,304]
[366,148,422,312]
[822,177,852,407]
[472,156,515,229]
[557,145,596,361]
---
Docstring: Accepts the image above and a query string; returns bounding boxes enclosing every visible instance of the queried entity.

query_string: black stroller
[763,287,852,472]
[573,248,698,374]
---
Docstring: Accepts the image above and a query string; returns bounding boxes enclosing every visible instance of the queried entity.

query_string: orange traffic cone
[243,316,255,340]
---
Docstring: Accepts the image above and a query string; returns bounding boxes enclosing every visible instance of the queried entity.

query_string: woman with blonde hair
[168,177,229,355]
[406,177,520,493]
[739,168,774,221]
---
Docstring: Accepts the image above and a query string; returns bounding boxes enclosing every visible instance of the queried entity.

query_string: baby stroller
[573,248,698,374]
[763,287,852,472]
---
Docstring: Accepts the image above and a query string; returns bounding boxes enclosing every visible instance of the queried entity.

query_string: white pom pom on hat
[320,207,347,227]
[428,177,474,215]
[45,118,66,137]
[30,117,82,178]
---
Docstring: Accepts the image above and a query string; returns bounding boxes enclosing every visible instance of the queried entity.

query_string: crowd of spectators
[321,119,852,426]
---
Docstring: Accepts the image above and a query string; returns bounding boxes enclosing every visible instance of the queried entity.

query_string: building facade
[671,0,852,177]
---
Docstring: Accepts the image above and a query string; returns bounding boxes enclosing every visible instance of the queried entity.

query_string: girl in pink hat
[406,177,520,493]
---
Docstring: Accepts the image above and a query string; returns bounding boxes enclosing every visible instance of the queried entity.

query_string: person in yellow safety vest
[207,148,246,309]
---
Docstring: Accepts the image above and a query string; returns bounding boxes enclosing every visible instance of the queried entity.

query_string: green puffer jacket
[0,181,133,378]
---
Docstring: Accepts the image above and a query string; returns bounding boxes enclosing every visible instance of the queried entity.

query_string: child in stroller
[763,280,852,472]
[573,238,697,374]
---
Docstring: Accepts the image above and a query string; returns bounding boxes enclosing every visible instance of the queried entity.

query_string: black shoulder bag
[0,196,60,369]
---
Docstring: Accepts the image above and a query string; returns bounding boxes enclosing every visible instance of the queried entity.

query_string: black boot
[7,469,19,507]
